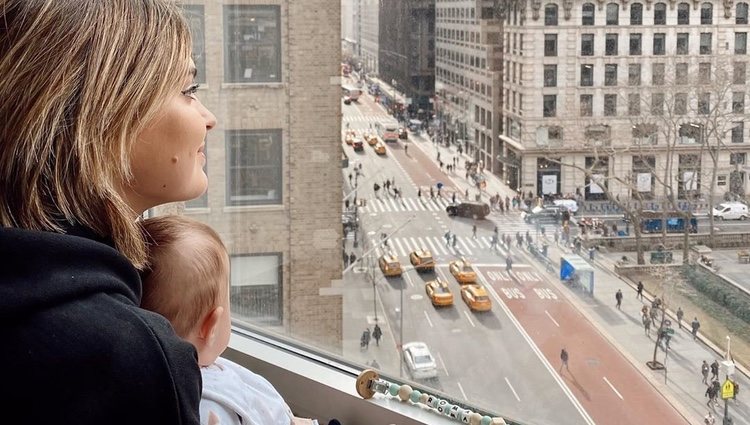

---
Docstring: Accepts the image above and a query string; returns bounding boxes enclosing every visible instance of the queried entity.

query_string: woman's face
[125,61,216,214]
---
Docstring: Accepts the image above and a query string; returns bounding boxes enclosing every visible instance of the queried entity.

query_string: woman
[0,1,216,424]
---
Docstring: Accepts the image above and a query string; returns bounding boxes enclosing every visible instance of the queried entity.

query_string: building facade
[174,1,343,351]
[359,0,381,74]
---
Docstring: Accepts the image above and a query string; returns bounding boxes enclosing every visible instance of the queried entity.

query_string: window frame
[223,5,283,84]
[606,3,620,25]
[630,3,643,25]
[653,33,666,55]
[654,3,667,25]
[225,129,284,207]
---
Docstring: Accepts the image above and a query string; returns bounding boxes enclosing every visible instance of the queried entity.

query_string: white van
[712,202,749,220]
[553,199,579,213]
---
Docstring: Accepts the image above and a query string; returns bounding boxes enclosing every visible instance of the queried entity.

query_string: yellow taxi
[409,250,434,272]
[425,279,453,307]
[378,254,402,277]
[344,133,354,145]
[373,142,387,155]
[365,133,378,146]
[449,257,477,284]
[461,284,492,312]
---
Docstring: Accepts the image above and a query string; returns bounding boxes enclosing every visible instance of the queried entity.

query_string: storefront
[537,157,561,198]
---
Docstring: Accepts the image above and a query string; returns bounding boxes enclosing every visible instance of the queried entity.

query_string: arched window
[738,2,749,24]
[582,2,595,25]
[606,3,619,25]
[677,2,690,25]
[700,2,713,24]
[654,3,667,24]
[630,3,643,24]
[545,4,558,25]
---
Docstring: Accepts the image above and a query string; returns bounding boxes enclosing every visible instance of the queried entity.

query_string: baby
[141,215,317,425]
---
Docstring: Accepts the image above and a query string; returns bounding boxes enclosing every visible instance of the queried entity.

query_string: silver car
[402,341,438,379]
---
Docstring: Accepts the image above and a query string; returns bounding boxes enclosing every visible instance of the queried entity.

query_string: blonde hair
[141,215,229,338]
[0,0,194,269]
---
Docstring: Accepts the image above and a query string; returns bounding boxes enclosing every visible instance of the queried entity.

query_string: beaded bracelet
[356,369,507,425]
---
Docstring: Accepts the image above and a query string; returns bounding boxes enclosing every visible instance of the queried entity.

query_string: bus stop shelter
[560,255,594,295]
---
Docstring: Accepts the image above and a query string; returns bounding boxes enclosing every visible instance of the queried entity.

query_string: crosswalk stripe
[388,198,399,211]
[458,237,473,254]
[393,238,407,256]
[409,237,420,253]
[466,238,478,248]
[425,236,442,256]
[480,237,491,248]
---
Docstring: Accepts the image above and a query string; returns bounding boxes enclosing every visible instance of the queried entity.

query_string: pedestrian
[710,360,719,381]
[343,251,349,267]
[636,281,644,299]
[404,144,408,155]
[452,192,456,204]
[472,224,477,239]
[444,231,451,246]
[439,161,443,171]
[349,252,357,267]
[643,314,651,336]
[363,327,371,349]
[704,411,715,425]
[348,173,353,184]
[676,307,684,329]
[701,360,710,384]
[452,234,457,248]
[692,317,701,340]
[372,324,382,347]
[560,348,569,372]
[615,289,623,310]
[344,199,350,210]
[417,187,422,199]
[437,152,440,162]
[733,379,740,401]
[494,225,499,236]
[589,247,595,261]
[465,188,469,198]
[430,186,435,199]
[706,381,718,411]
[506,255,513,272]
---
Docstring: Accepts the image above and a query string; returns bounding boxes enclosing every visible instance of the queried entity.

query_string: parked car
[402,342,438,379]
[449,257,477,284]
[409,249,434,272]
[461,284,492,312]
[552,199,579,213]
[378,254,402,277]
[523,205,565,224]
[446,202,491,220]
[712,202,749,220]
[425,279,453,307]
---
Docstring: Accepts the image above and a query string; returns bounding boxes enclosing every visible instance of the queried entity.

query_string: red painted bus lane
[478,266,688,425]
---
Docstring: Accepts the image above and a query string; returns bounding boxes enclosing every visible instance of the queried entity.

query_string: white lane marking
[410,237,420,252]
[425,236,443,256]
[480,237,492,248]
[603,376,624,400]
[545,310,561,327]
[399,237,413,254]
[458,237,473,254]
[388,198,399,211]
[423,310,434,328]
[415,237,428,252]
[465,238,478,248]
[463,310,476,327]
[437,352,450,377]
[476,269,596,425]
[393,238,407,257]
[505,377,521,402]
[402,268,415,289]
[457,382,468,401]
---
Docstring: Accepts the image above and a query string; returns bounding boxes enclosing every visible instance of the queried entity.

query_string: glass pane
[224,5,281,83]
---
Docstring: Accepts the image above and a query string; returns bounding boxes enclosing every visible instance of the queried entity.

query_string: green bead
[410,389,422,403]
[481,416,492,425]
[389,384,400,396]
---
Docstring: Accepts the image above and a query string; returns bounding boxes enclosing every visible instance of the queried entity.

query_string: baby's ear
[199,306,224,341]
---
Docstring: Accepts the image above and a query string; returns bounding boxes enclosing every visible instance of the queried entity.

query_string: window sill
[221,82,286,90]
[223,204,285,213]
[183,207,211,214]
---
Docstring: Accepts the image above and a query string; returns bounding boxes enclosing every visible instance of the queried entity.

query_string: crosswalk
[343,114,391,123]
[363,196,455,213]
[369,234,527,259]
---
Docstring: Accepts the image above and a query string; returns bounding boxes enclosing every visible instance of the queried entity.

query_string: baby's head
[141,215,230,367]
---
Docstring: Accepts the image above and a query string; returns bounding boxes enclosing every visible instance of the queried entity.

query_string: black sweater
[0,226,201,424]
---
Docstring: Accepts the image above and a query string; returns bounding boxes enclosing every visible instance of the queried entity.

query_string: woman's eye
[181,83,200,99]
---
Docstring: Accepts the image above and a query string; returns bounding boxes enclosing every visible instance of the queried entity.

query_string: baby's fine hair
[141,215,229,338]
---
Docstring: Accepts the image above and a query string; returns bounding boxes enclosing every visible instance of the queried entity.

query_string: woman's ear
[198,306,225,342]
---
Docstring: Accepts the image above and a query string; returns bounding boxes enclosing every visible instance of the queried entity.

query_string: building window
[605,64,618,85]
[675,93,688,115]
[653,33,666,55]
[698,92,711,115]
[606,3,619,25]
[651,93,665,115]
[733,122,745,143]
[224,5,281,83]
[183,5,207,84]
[731,153,747,165]
[543,95,557,117]
[738,2,749,24]
[701,3,713,24]
[736,32,748,54]
[545,4,558,25]
[630,3,643,24]
[582,2,596,25]
[677,2,690,24]
[735,62,747,84]
[676,62,689,85]
[699,62,712,82]
[734,92,746,113]
[676,33,689,55]
[580,94,594,116]
[581,34,595,55]
[544,64,557,87]
[700,33,712,54]
[226,129,283,206]
[605,33,618,55]
[581,64,594,86]
[544,34,558,56]
[654,2,667,24]
[604,94,617,116]
[628,64,641,86]
[628,93,641,115]
[230,254,282,325]
[652,63,665,85]
[630,33,642,55]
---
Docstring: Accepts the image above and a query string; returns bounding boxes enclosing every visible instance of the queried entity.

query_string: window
[698,92,710,114]
[652,63,665,85]
[544,65,557,87]
[543,95,557,117]
[604,94,617,115]
[701,3,713,24]
[676,33,689,55]
[735,62,747,84]
[605,33,618,55]
[630,3,643,24]
[677,2,690,24]
[699,33,712,54]
[580,94,594,116]
[654,2,667,24]
[675,93,688,115]
[582,3,596,25]
[628,93,641,115]
[653,33,666,55]
[545,4,558,25]
[676,62,689,85]
[226,129,283,206]
[230,254,282,324]
[699,62,712,82]
[737,33,748,54]
[629,34,642,55]
[652,93,665,115]
[605,64,618,85]
[581,64,594,86]
[731,153,747,165]
[628,64,641,86]
[581,34,595,55]
[734,92,745,113]
[183,5,207,85]
[606,3,619,25]
[544,34,557,56]
[224,5,281,83]
[732,122,745,143]
[738,2,749,24]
